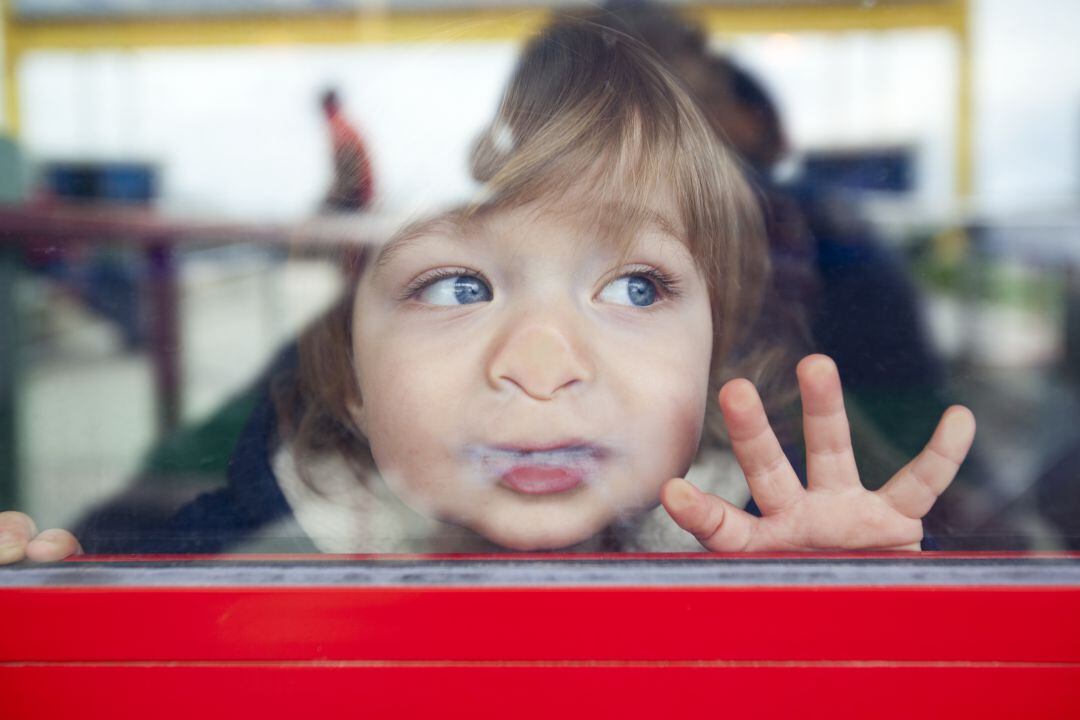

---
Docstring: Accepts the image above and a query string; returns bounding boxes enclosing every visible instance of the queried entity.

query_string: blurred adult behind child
[701,56,1031,548]
[321,89,375,212]
[596,0,1026,548]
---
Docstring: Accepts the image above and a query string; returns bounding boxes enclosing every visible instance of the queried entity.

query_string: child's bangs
[488,131,690,259]
[469,18,723,264]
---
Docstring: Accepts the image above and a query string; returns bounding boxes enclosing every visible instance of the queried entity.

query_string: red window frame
[4,553,1080,718]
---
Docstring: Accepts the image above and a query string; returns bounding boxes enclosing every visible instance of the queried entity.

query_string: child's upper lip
[490,440,606,455]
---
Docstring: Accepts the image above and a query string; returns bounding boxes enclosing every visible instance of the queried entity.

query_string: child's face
[350,187,714,550]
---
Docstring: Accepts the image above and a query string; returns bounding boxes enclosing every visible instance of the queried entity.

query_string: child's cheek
[361,353,444,449]
[652,378,710,479]
[354,338,473,504]
[638,318,713,468]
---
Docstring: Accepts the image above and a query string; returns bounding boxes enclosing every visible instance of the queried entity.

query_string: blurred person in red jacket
[321,89,375,212]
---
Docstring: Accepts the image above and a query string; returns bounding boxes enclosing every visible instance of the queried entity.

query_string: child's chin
[475,518,604,552]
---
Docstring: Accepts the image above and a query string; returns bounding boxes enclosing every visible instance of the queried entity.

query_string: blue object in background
[39,160,159,349]
[801,147,914,194]
[43,161,157,203]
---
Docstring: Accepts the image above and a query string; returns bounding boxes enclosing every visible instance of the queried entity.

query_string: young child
[0,18,974,561]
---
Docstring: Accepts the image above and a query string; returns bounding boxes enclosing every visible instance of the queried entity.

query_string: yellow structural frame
[0,0,971,195]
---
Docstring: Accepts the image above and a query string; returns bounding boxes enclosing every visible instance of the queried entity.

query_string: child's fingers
[719,379,803,515]
[0,511,38,565]
[797,355,861,491]
[25,529,84,562]
[661,478,759,552]
[879,406,976,519]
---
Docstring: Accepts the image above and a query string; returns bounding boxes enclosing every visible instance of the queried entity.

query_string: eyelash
[617,265,683,302]
[400,265,683,303]
[400,267,488,302]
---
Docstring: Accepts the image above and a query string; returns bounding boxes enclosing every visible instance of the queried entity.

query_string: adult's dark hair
[320,89,340,115]
[597,0,707,65]
[711,55,789,169]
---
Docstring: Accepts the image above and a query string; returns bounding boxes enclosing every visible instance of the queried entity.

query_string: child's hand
[660,354,975,551]
[0,511,83,564]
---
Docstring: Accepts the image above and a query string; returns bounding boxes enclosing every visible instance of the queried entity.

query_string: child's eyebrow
[593,203,686,247]
[371,216,465,274]
[629,208,684,243]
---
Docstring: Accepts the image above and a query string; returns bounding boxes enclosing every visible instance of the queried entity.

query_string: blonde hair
[281,16,790,477]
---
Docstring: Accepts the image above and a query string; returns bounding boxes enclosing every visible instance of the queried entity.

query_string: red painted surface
[5,664,1080,719]
[2,586,1080,663]
[3,557,1080,717]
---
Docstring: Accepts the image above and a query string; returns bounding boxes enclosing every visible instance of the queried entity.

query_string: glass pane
[2,0,1079,562]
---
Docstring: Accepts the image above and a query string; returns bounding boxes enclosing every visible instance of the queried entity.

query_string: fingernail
[943,407,974,441]
[667,479,702,514]
[726,380,759,413]
[0,542,25,563]
[32,531,64,547]
[0,531,13,546]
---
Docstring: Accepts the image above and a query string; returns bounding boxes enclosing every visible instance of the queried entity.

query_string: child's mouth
[500,464,585,494]
[464,444,607,495]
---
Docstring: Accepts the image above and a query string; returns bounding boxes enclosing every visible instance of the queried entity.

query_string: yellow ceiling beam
[3,0,20,135]
[6,9,549,52]
[694,1,965,36]
[6,2,965,52]
[953,0,972,197]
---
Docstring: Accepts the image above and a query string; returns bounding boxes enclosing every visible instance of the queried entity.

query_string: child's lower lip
[500,466,585,495]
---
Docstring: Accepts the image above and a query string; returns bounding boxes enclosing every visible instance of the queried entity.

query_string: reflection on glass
[1,1,1078,560]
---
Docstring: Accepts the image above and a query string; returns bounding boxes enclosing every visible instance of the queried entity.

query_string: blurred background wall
[3,0,1076,220]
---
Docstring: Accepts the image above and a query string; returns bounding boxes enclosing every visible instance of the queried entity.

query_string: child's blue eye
[598,274,659,307]
[416,274,493,306]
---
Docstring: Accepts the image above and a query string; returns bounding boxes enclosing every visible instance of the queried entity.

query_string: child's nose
[487,323,593,400]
